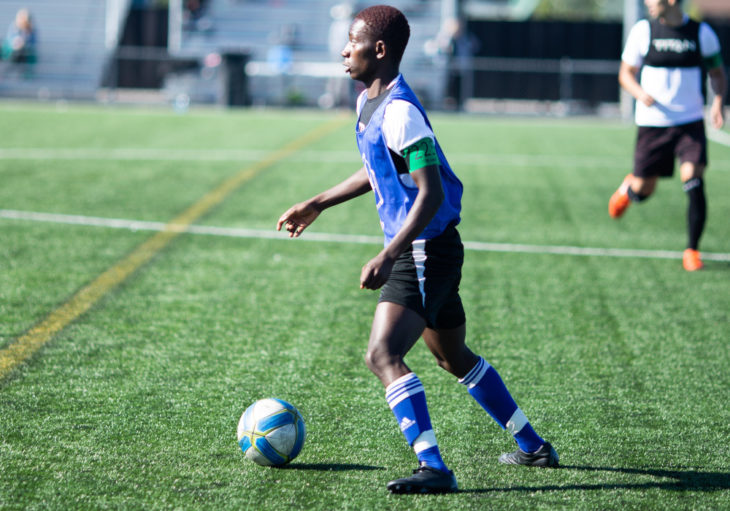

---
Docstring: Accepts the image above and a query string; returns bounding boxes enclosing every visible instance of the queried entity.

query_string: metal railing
[462,56,620,104]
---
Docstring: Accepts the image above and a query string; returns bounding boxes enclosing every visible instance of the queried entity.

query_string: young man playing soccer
[277,5,557,494]
[609,0,726,271]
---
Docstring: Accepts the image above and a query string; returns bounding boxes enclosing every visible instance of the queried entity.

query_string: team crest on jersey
[358,121,366,132]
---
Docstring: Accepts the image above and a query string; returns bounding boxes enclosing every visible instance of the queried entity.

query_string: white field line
[0,148,274,162]
[0,147,614,166]
[1,147,728,170]
[708,127,730,147]
[0,114,353,380]
[2,209,729,262]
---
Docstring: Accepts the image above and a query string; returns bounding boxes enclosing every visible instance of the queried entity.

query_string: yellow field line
[0,114,351,381]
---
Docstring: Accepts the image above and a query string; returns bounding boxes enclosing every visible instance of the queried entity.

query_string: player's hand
[639,91,655,107]
[710,104,725,130]
[277,202,321,238]
[360,252,395,290]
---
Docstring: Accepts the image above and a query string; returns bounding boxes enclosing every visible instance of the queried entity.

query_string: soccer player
[608,0,726,271]
[277,5,558,494]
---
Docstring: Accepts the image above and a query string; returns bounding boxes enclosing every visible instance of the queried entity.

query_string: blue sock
[386,372,449,472]
[459,357,544,453]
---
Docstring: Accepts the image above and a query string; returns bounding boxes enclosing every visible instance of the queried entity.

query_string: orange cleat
[683,249,704,272]
[608,174,633,219]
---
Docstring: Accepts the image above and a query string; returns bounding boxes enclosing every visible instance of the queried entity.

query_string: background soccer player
[608,0,727,271]
[277,5,558,494]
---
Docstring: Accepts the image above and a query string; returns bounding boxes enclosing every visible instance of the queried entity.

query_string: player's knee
[364,349,377,373]
[680,163,704,182]
[364,345,397,375]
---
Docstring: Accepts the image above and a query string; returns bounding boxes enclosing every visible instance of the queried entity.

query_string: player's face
[644,0,670,19]
[342,18,379,83]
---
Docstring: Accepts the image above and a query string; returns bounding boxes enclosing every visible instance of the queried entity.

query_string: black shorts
[633,120,707,178]
[378,224,465,330]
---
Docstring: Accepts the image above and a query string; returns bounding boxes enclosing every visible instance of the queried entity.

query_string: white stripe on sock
[413,430,438,454]
[385,373,424,408]
[506,408,528,435]
[458,357,491,388]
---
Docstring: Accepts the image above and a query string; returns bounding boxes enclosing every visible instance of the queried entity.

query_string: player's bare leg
[364,301,423,386]
[424,324,558,468]
[422,324,478,378]
[609,174,658,218]
[630,175,658,196]
[366,302,458,493]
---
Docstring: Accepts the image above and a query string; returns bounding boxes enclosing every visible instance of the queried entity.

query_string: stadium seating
[0,0,446,106]
[0,0,125,100]
[169,0,447,107]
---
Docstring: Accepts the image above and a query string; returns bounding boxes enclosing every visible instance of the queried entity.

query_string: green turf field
[1,102,729,510]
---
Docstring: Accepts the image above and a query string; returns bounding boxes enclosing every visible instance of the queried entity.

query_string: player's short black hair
[354,5,410,65]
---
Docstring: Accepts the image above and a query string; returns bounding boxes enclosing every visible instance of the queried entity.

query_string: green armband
[704,52,724,70]
[402,137,439,172]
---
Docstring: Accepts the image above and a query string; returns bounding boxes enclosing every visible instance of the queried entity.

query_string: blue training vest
[356,75,463,245]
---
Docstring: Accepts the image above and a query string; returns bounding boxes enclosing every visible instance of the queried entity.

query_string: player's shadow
[460,465,730,493]
[277,463,384,471]
[707,261,730,272]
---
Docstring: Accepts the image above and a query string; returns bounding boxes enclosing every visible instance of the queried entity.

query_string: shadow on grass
[706,261,730,272]
[277,463,384,471]
[460,465,730,493]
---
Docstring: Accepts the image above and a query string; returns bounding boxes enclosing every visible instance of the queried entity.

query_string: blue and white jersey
[355,74,463,245]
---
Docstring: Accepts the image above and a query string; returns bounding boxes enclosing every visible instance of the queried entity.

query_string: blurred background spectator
[2,8,37,65]
[183,0,213,32]
[426,16,479,111]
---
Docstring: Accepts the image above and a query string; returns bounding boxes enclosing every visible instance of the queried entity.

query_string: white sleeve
[622,19,650,67]
[355,90,367,116]
[381,100,434,156]
[699,22,721,58]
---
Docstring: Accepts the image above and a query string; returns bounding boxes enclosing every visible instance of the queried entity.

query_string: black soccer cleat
[386,464,458,494]
[498,442,559,468]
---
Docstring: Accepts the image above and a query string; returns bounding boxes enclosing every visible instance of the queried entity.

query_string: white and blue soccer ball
[237,398,306,466]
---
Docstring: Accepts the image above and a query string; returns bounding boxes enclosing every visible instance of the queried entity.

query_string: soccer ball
[237,398,306,466]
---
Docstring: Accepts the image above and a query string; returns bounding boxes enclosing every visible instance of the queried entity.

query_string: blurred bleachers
[177,0,339,60]
[168,0,448,107]
[0,0,123,100]
[0,0,448,107]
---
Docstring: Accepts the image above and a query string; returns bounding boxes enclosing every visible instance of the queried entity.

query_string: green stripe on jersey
[403,137,439,172]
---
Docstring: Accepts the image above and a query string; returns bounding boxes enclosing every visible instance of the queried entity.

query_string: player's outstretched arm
[277,166,372,237]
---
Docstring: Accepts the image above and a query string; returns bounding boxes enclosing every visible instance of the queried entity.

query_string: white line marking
[2,209,729,262]
[0,148,359,163]
[1,147,727,169]
[461,241,714,261]
[708,127,730,148]
[0,114,352,380]
[0,148,271,162]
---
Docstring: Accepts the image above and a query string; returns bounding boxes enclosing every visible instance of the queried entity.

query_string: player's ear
[375,40,386,60]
